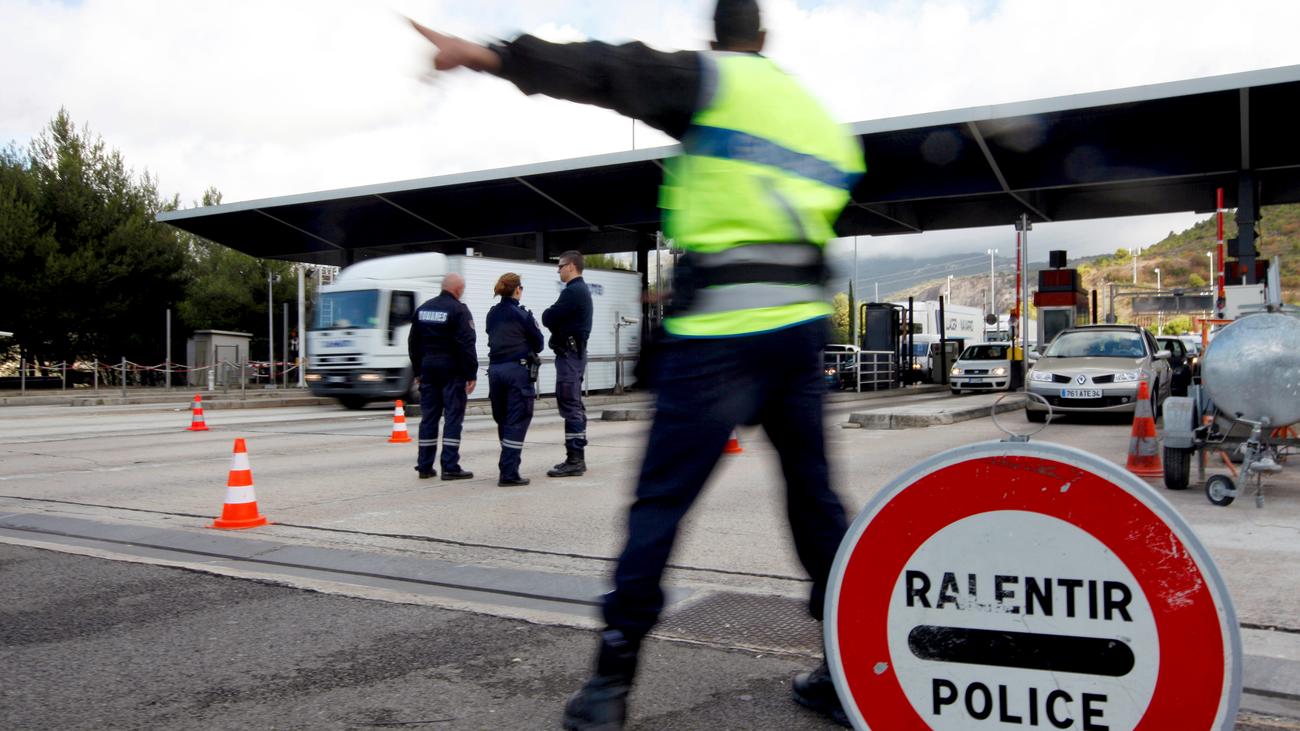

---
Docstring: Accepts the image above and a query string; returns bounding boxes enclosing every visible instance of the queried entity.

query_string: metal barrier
[823,350,897,392]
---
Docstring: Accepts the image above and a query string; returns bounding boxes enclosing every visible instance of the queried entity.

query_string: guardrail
[1,357,304,396]
[824,350,898,392]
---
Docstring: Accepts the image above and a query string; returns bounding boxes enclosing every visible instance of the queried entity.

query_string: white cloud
[2,0,1296,253]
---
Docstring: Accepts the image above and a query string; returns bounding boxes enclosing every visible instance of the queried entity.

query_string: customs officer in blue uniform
[485,272,544,486]
[543,250,594,477]
[407,272,477,480]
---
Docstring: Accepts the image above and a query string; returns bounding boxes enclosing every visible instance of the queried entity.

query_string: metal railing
[2,357,304,397]
[824,350,897,392]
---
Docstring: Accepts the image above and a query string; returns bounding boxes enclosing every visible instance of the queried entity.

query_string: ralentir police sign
[826,441,1241,730]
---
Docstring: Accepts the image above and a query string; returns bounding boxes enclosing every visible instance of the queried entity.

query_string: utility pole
[267,270,275,387]
[987,248,998,316]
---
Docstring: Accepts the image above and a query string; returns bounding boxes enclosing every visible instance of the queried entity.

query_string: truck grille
[311,353,363,367]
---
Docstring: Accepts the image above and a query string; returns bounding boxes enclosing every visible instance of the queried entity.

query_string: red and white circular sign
[825,441,1240,730]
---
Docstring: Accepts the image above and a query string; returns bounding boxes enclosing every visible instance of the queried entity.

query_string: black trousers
[602,319,849,639]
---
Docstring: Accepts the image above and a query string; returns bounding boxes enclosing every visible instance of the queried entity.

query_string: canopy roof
[158,64,1300,265]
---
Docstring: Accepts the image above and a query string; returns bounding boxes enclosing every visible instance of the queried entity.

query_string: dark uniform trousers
[488,361,535,480]
[602,319,849,639]
[417,370,467,472]
[555,350,587,452]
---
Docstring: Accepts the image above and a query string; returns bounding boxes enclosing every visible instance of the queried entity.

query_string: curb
[850,395,1025,429]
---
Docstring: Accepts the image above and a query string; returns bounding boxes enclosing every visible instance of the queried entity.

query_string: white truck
[306,252,642,409]
[893,301,986,383]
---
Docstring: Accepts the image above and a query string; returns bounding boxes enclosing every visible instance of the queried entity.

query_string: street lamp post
[1206,251,1215,293]
[1154,267,1162,335]
[987,248,998,316]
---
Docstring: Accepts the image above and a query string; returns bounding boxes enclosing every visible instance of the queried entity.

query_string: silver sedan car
[1025,325,1172,422]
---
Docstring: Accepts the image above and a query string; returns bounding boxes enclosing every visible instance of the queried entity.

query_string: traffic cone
[211,438,269,529]
[723,430,743,455]
[186,394,209,431]
[1125,381,1163,477]
[388,400,412,443]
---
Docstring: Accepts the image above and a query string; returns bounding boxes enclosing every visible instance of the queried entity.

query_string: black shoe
[792,662,850,728]
[441,468,474,480]
[497,477,531,487]
[548,451,587,477]
[562,630,638,731]
[415,467,435,479]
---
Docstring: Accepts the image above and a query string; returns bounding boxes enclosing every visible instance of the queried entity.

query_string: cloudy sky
[4,0,1299,275]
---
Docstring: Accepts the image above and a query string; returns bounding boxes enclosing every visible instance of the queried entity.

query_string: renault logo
[1076,374,1087,384]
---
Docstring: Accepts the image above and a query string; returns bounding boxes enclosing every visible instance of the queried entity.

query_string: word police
[905,570,1134,621]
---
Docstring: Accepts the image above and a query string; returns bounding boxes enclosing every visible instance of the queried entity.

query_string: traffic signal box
[1034,250,1090,345]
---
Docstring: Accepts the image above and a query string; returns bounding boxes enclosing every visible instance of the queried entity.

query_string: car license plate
[328,375,346,384]
[1060,388,1101,399]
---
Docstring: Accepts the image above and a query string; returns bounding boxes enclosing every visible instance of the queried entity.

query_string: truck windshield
[314,290,380,330]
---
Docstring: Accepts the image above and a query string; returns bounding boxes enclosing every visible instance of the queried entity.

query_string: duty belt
[669,242,828,316]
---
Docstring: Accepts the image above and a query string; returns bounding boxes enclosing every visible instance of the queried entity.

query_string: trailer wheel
[1205,474,1236,506]
[1162,446,1192,490]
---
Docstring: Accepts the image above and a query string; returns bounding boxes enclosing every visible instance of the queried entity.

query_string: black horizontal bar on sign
[907,625,1135,677]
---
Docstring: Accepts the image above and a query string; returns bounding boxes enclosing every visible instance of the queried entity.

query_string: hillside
[881,204,1300,328]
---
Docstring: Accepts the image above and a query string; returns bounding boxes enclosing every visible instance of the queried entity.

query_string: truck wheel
[339,396,368,410]
[1205,474,1236,506]
[1162,446,1192,490]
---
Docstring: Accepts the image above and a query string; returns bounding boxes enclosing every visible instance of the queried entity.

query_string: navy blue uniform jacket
[408,291,478,381]
[542,276,593,353]
[487,298,544,364]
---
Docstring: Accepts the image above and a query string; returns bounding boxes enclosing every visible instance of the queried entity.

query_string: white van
[306,252,642,408]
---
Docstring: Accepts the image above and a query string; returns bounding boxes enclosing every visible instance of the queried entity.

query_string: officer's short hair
[559,250,584,273]
[714,0,761,46]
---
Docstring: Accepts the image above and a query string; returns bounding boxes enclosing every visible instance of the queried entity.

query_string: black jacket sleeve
[493,36,702,140]
[407,318,422,371]
[523,309,545,355]
[455,304,478,380]
[542,286,577,330]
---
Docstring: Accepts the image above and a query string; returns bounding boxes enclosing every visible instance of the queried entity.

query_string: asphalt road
[2,390,1299,729]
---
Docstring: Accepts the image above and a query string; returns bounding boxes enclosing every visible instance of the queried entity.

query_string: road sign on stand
[825,441,1241,730]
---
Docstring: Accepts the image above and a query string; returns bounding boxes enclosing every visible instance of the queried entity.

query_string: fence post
[241,361,247,399]
[120,357,127,398]
[19,357,25,395]
[62,362,67,391]
[93,358,98,393]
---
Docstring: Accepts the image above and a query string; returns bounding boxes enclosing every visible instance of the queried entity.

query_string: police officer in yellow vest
[410,2,863,727]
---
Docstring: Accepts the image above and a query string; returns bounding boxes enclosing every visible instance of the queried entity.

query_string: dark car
[1156,336,1193,396]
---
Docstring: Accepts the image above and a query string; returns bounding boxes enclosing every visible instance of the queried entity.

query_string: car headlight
[305,373,322,382]
[991,367,1007,376]
[358,373,384,382]
[911,363,922,370]
[824,367,837,376]
[1113,370,1142,383]
[950,367,960,376]
[1029,370,1054,383]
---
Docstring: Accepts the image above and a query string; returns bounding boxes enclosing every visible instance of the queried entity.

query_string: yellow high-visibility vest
[660,52,865,337]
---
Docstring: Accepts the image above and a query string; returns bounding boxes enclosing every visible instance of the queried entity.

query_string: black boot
[793,661,850,727]
[562,629,638,730]
[548,449,587,477]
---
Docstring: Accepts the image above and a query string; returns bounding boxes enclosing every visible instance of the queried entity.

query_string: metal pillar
[535,231,546,263]
[283,303,290,389]
[1237,171,1259,284]
[165,308,172,390]
[298,265,306,388]
[1017,215,1032,385]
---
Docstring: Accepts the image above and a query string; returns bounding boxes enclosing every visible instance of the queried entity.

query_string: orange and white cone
[388,399,412,443]
[211,438,269,529]
[187,394,210,431]
[723,430,744,455]
[1126,381,1163,477]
